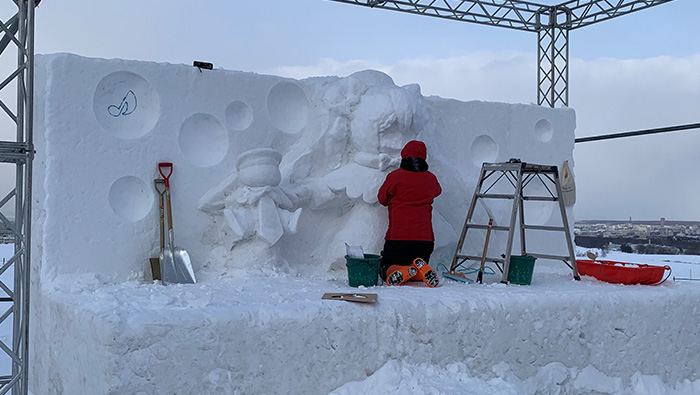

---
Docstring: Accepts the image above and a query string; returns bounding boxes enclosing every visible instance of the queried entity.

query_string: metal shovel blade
[160,230,196,284]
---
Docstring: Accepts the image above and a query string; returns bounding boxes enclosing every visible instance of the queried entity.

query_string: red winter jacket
[377,141,442,241]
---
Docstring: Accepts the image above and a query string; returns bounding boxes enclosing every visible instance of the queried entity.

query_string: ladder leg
[519,185,526,256]
[555,171,581,280]
[501,167,523,283]
[450,166,487,272]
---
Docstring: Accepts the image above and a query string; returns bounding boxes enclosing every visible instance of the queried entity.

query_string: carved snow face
[349,86,416,156]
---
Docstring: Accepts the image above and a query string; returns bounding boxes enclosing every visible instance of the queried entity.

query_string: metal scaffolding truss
[329,0,675,107]
[0,0,34,394]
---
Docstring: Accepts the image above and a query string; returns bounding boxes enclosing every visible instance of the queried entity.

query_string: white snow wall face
[33,53,576,283]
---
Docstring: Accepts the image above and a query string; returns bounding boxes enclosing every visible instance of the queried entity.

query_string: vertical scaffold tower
[0,1,35,394]
[329,0,675,108]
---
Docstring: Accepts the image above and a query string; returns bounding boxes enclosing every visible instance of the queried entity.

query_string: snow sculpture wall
[32,53,576,284]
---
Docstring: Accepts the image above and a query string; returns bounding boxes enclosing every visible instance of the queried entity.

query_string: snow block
[30,53,589,393]
[30,275,700,394]
[31,53,577,283]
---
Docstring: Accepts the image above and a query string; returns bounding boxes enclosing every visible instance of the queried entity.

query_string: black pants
[379,240,434,281]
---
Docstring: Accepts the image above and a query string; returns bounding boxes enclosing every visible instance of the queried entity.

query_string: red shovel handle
[158,162,173,187]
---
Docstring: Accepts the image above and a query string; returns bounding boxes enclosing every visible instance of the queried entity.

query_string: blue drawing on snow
[108,90,138,117]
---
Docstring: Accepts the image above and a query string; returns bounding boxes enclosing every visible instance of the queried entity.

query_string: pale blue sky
[33,1,700,70]
[31,0,700,220]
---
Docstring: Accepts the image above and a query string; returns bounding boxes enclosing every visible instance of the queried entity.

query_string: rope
[436,262,496,277]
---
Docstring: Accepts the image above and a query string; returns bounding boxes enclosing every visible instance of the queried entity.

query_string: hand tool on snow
[322,293,377,304]
[149,179,166,281]
[158,162,196,284]
[476,218,493,284]
[474,198,497,284]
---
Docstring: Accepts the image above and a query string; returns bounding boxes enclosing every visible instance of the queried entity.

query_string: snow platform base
[30,273,700,394]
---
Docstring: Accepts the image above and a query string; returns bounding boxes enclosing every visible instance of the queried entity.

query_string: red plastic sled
[576,259,672,285]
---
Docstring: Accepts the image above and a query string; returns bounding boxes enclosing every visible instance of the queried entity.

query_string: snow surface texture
[34,53,700,394]
[31,252,700,394]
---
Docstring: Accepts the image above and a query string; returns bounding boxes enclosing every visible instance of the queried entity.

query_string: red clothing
[377,168,442,241]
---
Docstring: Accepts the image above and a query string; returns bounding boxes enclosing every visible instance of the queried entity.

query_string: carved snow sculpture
[198,71,460,276]
[199,148,301,276]
[279,71,446,272]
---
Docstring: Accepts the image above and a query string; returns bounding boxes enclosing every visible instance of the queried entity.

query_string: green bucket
[507,255,537,285]
[345,254,381,287]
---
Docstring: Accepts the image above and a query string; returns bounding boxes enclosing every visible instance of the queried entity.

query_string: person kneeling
[377,140,441,288]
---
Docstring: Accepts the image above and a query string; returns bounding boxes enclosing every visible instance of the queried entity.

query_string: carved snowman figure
[199,148,301,275]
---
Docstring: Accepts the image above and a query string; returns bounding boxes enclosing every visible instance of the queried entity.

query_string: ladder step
[522,224,568,232]
[522,196,557,202]
[464,223,510,232]
[528,253,574,261]
[455,254,505,264]
[475,193,515,200]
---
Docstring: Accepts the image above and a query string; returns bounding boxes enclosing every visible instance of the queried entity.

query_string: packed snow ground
[24,245,700,394]
[330,247,700,395]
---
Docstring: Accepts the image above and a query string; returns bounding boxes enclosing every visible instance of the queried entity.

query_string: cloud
[269,52,700,220]
[267,52,536,104]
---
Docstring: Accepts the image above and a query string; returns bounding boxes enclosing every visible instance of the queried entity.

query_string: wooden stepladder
[450,160,581,283]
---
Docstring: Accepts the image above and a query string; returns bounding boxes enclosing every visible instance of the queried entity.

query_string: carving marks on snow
[93,71,159,139]
[108,90,137,117]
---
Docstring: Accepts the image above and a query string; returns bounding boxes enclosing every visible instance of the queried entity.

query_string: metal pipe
[575,122,700,143]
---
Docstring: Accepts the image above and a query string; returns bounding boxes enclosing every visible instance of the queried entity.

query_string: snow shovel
[158,162,196,284]
[148,179,166,281]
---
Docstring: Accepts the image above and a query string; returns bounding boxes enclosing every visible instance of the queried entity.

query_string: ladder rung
[465,224,510,232]
[475,193,515,200]
[455,254,505,264]
[528,253,573,261]
[522,224,567,232]
[522,196,557,202]
[483,162,522,171]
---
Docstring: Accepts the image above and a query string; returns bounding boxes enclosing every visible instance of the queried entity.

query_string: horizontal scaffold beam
[561,0,675,30]
[328,0,675,31]
[327,0,546,32]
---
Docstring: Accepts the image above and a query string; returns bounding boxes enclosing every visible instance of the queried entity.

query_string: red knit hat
[400,140,427,160]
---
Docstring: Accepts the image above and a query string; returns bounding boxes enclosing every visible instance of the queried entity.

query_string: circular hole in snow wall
[470,135,498,166]
[108,176,153,222]
[226,100,254,132]
[535,118,553,142]
[178,113,228,168]
[93,71,160,139]
[266,81,309,134]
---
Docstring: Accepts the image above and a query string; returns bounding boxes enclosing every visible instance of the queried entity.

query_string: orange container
[576,259,671,285]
